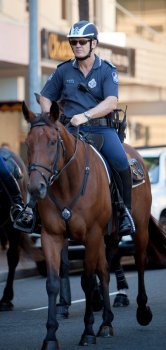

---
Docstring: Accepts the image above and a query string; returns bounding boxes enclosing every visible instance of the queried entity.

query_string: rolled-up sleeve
[40,69,63,101]
[102,65,118,99]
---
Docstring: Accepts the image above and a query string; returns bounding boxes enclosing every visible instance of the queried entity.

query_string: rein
[28,118,90,221]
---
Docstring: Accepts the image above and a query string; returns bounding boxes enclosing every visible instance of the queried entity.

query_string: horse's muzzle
[28,181,47,200]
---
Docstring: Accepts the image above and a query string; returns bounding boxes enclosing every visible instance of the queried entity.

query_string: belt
[60,115,111,127]
[83,117,108,126]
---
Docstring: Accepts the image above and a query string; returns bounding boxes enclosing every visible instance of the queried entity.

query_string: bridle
[28,117,78,187]
[28,117,90,221]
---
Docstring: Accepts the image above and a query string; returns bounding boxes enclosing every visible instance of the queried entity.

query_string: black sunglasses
[69,39,91,46]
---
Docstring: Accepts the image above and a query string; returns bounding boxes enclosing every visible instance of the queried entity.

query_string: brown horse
[0,148,43,311]
[23,101,153,350]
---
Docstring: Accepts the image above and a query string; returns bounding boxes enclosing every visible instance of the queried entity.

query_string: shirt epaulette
[57,59,72,68]
[104,60,116,68]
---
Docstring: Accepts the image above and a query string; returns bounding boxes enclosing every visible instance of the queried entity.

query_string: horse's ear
[50,101,59,122]
[22,101,34,123]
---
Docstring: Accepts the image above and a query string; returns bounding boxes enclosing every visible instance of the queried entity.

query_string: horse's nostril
[39,183,47,199]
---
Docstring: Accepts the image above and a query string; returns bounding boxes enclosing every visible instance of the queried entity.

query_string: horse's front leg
[96,250,114,338]
[41,232,63,350]
[0,231,20,311]
[79,271,97,345]
[134,231,153,326]
[79,234,114,346]
[91,235,114,337]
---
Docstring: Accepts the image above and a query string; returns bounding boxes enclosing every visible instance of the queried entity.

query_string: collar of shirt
[72,55,102,70]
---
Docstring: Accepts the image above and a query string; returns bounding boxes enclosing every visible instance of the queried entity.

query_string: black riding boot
[56,277,71,318]
[2,172,33,233]
[118,167,135,236]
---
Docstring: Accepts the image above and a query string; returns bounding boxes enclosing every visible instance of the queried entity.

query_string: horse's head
[22,101,62,200]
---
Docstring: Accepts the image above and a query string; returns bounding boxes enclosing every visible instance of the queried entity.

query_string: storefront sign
[41,29,135,76]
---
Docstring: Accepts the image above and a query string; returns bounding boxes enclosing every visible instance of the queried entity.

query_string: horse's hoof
[97,325,114,337]
[113,293,129,307]
[137,306,153,326]
[0,301,14,311]
[41,340,60,350]
[79,334,96,346]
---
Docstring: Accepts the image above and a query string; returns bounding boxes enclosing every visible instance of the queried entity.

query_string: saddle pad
[90,145,111,184]
[90,148,145,189]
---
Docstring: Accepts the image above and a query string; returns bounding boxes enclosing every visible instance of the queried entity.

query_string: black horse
[0,147,43,311]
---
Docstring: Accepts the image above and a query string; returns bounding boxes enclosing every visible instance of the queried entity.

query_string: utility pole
[28,0,41,112]
[78,0,89,20]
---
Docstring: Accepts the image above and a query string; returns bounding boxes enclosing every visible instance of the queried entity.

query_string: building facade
[0,0,166,156]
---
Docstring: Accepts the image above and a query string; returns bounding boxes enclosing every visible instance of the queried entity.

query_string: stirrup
[12,206,35,233]
[10,204,23,222]
[119,208,135,236]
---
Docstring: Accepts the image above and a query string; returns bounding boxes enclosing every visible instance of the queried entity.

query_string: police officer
[0,154,33,232]
[39,20,135,236]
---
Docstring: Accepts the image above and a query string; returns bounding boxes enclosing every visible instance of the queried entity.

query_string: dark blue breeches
[0,155,10,181]
[69,125,129,173]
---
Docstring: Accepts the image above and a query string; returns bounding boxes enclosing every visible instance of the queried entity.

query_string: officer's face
[69,38,97,58]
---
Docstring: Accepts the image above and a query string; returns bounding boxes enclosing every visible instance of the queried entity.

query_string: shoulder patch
[112,71,118,84]
[57,59,72,68]
[104,60,116,68]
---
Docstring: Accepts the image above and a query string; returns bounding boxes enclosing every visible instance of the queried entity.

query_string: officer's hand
[70,113,88,126]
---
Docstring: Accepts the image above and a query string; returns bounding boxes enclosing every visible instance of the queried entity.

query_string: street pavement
[0,246,39,283]
[0,246,135,284]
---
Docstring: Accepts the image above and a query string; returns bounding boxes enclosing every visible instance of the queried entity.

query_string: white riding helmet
[67,20,98,41]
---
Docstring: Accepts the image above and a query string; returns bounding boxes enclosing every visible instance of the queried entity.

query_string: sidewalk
[0,247,39,283]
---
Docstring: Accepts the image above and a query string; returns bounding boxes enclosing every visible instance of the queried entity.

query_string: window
[26,0,29,12]
[61,0,67,20]
[143,157,159,184]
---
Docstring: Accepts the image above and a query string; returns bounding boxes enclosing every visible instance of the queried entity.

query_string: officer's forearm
[86,96,118,119]
[39,95,52,113]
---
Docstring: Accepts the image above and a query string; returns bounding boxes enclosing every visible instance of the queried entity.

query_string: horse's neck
[56,128,85,192]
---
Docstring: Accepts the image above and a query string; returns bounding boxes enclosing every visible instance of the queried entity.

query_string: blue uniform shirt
[41,55,118,118]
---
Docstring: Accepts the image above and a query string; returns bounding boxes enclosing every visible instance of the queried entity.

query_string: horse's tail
[147,215,166,268]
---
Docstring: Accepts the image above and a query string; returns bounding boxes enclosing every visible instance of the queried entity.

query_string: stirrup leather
[124,207,136,233]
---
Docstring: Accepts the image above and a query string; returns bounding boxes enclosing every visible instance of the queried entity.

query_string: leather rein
[28,118,90,221]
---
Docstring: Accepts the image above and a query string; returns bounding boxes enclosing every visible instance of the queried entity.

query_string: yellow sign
[48,33,74,61]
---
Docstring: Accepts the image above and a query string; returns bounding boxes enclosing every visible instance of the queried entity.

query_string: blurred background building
[0,0,166,157]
